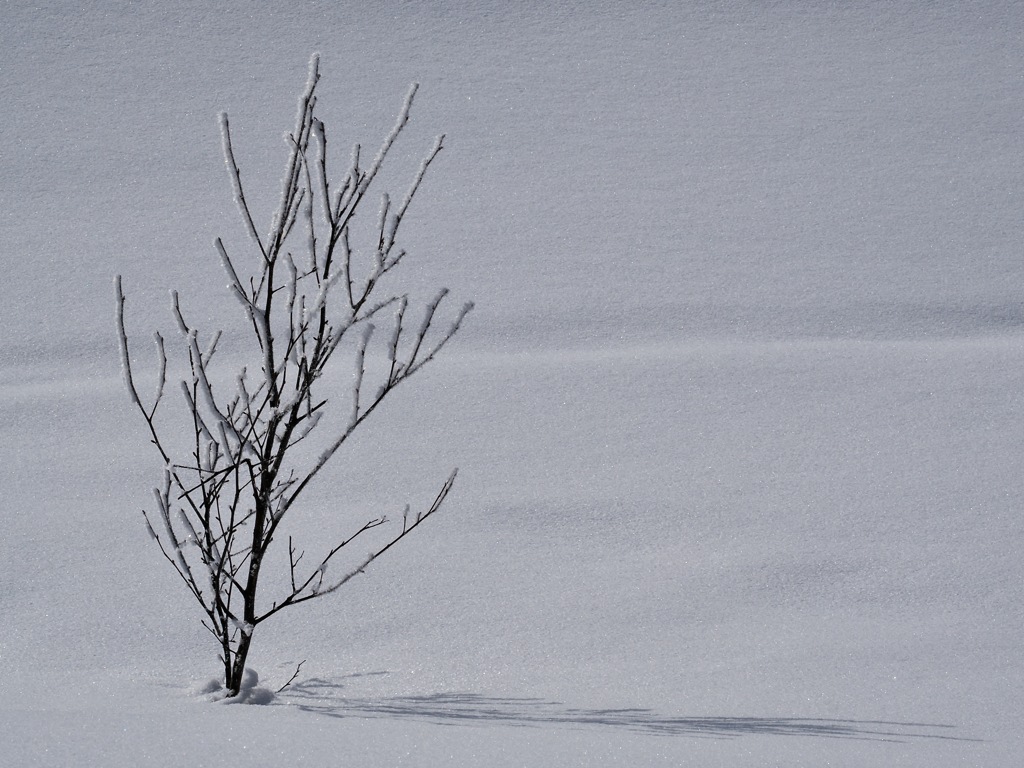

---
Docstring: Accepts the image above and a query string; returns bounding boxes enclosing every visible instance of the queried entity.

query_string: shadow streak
[283,678,978,743]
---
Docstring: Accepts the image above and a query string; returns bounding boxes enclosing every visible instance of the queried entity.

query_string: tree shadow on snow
[283,677,978,743]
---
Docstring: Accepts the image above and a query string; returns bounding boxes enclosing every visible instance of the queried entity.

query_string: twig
[277,660,306,693]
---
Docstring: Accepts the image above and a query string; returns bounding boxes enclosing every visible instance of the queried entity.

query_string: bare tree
[115,54,472,698]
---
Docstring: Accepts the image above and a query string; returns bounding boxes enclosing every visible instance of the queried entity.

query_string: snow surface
[2,0,1024,765]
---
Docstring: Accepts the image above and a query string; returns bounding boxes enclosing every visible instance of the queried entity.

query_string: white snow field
[3,1,1024,765]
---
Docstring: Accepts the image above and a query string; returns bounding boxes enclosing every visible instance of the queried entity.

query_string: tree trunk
[227,631,253,696]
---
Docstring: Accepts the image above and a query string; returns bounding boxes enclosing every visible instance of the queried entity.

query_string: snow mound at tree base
[192,668,275,705]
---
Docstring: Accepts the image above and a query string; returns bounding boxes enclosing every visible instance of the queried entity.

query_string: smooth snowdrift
[2,1,1023,766]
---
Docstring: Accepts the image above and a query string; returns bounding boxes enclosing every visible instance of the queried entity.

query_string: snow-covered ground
[3,1,1023,765]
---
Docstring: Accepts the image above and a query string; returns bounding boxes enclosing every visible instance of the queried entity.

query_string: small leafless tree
[115,54,472,698]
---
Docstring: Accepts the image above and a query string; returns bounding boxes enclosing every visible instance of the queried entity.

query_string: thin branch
[219,113,268,262]
[277,660,306,693]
